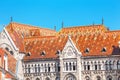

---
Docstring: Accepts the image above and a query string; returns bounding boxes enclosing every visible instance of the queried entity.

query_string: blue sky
[0,0,120,31]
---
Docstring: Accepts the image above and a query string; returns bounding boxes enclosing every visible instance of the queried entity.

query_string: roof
[5,22,120,60]
[24,36,68,60]
[6,22,57,52]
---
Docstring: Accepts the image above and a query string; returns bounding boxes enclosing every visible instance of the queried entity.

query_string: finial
[93,21,94,26]
[54,26,56,31]
[62,21,64,28]
[10,16,13,22]
[102,17,104,25]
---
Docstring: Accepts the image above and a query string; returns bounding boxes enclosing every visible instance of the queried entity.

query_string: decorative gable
[62,36,81,58]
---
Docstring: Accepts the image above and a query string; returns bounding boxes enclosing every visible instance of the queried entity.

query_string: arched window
[85,76,90,80]
[109,61,112,70]
[94,62,97,70]
[107,75,112,80]
[105,61,109,70]
[36,78,40,80]
[26,78,30,80]
[64,74,76,80]
[117,61,120,69]
[45,64,47,72]
[66,63,68,71]
[73,62,76,71]
[45,77,50,80]
[97,76,101,80]
[38,64,40,72]
[48,64,50,72]
[69,62,72,71]
[28,65,30,73]
[35,64,37,73]
[58,63,60,72]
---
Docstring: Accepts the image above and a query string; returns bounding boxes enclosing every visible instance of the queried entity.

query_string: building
[0,22,120,80]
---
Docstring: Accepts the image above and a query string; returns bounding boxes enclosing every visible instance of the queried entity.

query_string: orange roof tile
[6,22,57,52]
[5,23,120,60]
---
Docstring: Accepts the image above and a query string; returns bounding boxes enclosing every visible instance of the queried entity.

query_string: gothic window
[98,64,101,70]
[38,64,40,72]
[105,61,109,70]
[41,64,43,72]
[109,61,112,70]
[45,64,47,72]
[73,62,76,71]
[48,64,50,72]
[66,63,68,71]
[85,76,90,80]
[26,78,30,80]
[107,75,112,80]
[28,65,30,73]
[25,64,27,73]
[45,77,50,80]
[84,65,86,70]
[58,63,60,72]
[97,76,101,80]
[69,62,72,71]
[95,65,97,70]
[36,78,40,80]
[35,64,37,73]
[87,65,90,70]
[65,74,76,80]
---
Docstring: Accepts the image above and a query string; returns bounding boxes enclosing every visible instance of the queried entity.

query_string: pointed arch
[85,76,90,80]
[64,73,76,80]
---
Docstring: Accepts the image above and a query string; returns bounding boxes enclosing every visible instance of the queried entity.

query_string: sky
[0,0,120,31]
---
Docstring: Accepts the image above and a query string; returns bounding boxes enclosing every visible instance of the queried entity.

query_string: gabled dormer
[61,36,81,59]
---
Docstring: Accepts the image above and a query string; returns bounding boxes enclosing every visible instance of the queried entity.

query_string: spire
[62,21,64,28]
[93,21,95,26]
[102,17,104,25]
[10,16,13,23]
[54,26,56,31]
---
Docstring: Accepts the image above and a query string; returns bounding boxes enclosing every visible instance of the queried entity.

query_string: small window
[10,51,14,55]
[85,48,90,53]
[41,51,46,56]
[87,65,90,70]
[26,52,31,56]
[101,47,106,52]
[56,50,61,55]
[5,47,9,51]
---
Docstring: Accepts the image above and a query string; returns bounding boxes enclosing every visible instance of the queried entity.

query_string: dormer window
[10,51,14,55]
[41,51,45,56]
[85,48,89,53]
[101,47,106,52]
[5,47,9,51]
[56,50,61,55]
[26,52,31,56]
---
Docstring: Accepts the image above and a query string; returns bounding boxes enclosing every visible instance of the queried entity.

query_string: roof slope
[5,23,120,60]
[5,22,57,52]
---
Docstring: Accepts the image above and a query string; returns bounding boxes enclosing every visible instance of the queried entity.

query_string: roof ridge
[62,24,104,29]
[10,22,56,31]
